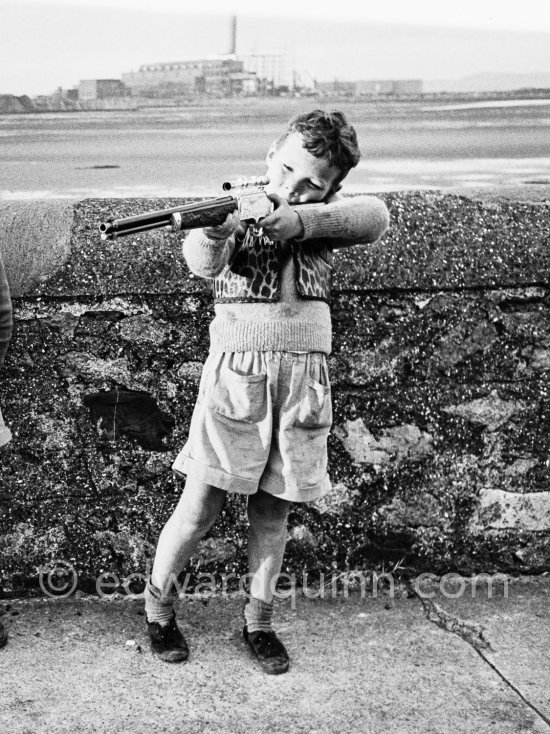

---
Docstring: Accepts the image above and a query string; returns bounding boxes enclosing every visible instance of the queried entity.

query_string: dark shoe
[146,614,189,663]
[0,621,7,649]
[243,625,289,675]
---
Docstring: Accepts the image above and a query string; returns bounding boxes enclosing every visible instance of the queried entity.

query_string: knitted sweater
[182,195,389,354]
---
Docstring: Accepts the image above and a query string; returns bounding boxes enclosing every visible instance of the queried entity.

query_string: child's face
[265,132,342,205]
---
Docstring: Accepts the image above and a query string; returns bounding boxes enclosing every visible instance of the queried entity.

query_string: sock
[244,597,274,633]
[144,579,177,627]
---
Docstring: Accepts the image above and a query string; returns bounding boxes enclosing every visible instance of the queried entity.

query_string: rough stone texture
[333,418,434,466]
[0,200,75,296]
[469,489,550,532]
[1,191,550,595]
[443,391,526,432]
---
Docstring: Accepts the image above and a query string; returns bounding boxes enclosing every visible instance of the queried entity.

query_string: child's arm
[296,195,389,248]
[261,194,389,249]
[182,212,243,278]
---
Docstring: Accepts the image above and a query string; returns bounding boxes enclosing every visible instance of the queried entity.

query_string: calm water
[1,99,549,199]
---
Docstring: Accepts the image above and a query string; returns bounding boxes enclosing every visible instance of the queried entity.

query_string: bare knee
[247,491,290,535]
[179,504,218,538]
[170,480,225,537]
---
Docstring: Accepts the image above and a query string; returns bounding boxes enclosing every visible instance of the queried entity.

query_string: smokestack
[229,15,237,56]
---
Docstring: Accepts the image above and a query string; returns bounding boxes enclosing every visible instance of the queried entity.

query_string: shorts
[172,351,333,503]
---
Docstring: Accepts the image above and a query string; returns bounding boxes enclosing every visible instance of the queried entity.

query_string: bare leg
[145,477,226,662]
[243,490,291,674]
[150,476,226,594]
[247,490,290,603]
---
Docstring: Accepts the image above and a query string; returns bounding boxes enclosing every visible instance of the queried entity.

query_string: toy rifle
[98,177,273,241]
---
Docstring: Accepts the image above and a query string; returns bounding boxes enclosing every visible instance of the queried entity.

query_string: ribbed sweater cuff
[294,203,341,240]
[209,319,331,354]
[182,230,232,278]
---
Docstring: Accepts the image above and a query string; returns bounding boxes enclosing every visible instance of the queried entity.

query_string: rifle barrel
[99,196,237,241]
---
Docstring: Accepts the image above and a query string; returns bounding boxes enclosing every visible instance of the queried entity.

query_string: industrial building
[121,57,258,98]
[73,16,424,102]
[242,53,294,93]
[317,79,423,96]
[78,79,130,100]
[119,16,293,99]
[79,71,423,101]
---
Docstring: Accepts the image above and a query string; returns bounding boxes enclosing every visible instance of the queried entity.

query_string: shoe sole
[152,650,189,663]
[259,659,289,675]
[151,648,189,663]
[247,649,289,675]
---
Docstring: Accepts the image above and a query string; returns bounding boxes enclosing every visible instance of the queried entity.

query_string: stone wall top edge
[2,190,550,297]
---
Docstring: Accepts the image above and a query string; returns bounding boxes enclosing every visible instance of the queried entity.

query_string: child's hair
[277,109,361,181]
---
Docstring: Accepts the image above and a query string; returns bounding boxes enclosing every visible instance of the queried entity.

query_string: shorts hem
[172,454,259,495]
[259,471,331,503]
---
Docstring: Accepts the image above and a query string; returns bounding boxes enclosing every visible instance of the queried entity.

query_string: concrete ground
[0,576,549,734]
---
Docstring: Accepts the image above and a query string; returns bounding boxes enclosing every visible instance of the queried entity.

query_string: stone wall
[1,191,550,596]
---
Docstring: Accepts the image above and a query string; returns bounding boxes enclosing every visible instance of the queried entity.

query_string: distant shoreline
[2,90,550,116]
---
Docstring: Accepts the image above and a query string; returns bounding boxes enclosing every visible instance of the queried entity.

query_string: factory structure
[118,18,295,98]
[316,79,423,96]
[78,79,130,101]
[121,58,259,98]
[51,16,423,107]
[76,64,422,103]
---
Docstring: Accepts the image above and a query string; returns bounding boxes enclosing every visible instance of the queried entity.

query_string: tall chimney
[229,15,237,56]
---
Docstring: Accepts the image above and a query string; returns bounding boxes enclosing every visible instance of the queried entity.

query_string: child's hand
[258,193,304,241]
[203,211,242,241]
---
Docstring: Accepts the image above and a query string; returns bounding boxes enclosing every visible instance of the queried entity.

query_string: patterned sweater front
[182,194,389,355]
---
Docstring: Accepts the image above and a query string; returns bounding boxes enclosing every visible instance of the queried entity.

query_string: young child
[144,109,390,673]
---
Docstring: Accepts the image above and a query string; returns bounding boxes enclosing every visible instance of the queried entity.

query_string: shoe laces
[254,630,285,658]
[149,615,178,640]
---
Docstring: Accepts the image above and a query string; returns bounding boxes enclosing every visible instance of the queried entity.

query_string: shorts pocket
[208,366,267,423]
[294,376,332,429]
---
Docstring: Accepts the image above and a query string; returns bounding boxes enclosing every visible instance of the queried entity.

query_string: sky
[1,0,550,96]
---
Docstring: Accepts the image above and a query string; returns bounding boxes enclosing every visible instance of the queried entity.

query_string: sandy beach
[1,98,549,199]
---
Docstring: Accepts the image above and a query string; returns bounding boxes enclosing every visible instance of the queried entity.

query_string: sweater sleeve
[293,195,389,249]
[182,228,237,279]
